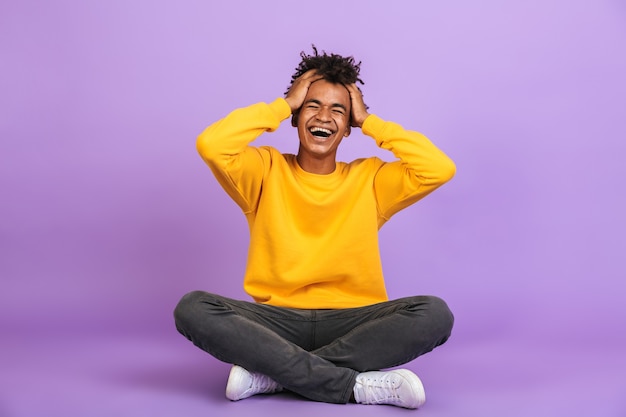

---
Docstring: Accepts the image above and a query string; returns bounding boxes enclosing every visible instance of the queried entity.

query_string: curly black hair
[285,45,364,95]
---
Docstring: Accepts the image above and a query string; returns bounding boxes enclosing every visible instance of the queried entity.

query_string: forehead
[305,79,350,105]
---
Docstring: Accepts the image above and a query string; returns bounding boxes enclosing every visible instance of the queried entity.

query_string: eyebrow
[305,99,348,111]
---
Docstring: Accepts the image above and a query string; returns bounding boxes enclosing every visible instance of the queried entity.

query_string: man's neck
[296,154,337,175]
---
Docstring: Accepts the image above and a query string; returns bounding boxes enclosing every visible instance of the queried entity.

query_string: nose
[316,106,331,122]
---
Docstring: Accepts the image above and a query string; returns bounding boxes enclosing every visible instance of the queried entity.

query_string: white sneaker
[353,369,426,409]
[225,365,283,401]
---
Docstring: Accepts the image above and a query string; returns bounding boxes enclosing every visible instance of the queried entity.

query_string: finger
[301,69,318,78]
[285,71,324,112]
[346,83,362,96]
[296,69,320,83]
[346,84,369,128]
[303,72,324,85]
[346,84,362,103]
[347,85,364,107]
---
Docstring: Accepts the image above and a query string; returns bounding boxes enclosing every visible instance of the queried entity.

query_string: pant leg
[173,291,357,404]
[312,295,454,371]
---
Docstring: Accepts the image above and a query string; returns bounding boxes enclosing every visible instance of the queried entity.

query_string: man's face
[295,79,351,167]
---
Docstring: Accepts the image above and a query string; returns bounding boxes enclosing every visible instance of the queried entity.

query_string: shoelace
[362,376,401,404]
[250,373,280,393]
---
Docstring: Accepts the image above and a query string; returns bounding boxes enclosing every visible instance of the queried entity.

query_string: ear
[344,126,351,137]
[291,112,299,127]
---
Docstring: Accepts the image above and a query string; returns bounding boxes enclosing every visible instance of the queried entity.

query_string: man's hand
[346,84,370,128]
[284,70,324,113]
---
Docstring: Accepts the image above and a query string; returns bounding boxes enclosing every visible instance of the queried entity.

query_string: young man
[174,47,456,409]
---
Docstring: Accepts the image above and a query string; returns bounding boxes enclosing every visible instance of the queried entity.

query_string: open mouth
[309,127,333,138]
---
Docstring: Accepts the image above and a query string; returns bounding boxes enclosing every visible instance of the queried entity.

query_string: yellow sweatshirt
[197,98,455,309]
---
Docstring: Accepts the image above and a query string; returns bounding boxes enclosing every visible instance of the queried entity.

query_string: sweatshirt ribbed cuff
[361,114,386,141]
[268,98,292,121]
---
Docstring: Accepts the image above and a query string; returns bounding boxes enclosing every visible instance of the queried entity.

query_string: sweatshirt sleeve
[362,114,456,221]
[196,98,292,213]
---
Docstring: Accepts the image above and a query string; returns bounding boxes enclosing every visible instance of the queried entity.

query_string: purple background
[2,1,625,416]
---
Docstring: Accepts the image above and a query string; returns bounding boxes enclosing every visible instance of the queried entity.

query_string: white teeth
[309,127,333,136]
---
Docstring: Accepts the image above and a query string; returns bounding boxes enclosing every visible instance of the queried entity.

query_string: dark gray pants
[174,291,453,404]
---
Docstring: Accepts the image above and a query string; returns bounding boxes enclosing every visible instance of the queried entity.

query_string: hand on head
[345,83,369,128]
[285,70,324,113]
